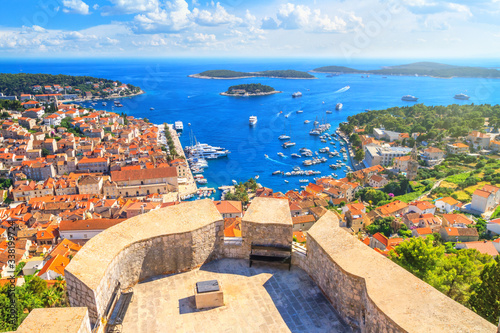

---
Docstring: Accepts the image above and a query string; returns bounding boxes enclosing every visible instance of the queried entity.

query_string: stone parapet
[16,307,91,333]
[65,199,224,325]
[242,197,293,252]
[304,211,496,332]
[21,198,497,332]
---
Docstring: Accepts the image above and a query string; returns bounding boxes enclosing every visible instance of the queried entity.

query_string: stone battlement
[14,198,497,332]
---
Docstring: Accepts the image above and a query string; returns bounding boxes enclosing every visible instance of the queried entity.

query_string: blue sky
[1,0,499,59]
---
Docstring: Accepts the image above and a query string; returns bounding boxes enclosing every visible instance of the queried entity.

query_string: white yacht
[249,116,257,126]
[402,95,418,102]
[454,93,470,100]
[336,103,343,111]
[292,91,302,98]
[174,121,184,131]
[278,135,291,140]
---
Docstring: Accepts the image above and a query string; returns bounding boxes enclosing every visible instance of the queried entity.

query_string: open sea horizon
[2,58,500,195]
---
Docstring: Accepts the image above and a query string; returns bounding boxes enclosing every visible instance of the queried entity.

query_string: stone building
[104,167,178,198]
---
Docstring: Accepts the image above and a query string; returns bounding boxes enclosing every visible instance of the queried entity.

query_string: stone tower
[407,142,419,181]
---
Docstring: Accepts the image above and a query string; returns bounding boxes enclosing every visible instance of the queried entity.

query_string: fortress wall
[241,197,293,251]
[65,199,224,325]
[303,211,496,333]
[51,198,496,332]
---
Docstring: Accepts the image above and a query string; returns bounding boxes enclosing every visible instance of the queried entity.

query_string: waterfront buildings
[363,145,412,167]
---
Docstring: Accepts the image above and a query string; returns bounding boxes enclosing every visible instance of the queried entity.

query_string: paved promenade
[122,259,349,333]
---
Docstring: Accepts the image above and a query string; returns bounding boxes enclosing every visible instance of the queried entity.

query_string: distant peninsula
[0,73,142,100]
[220,83,282,97]
[190,69,316,79]
[311,62,500,79]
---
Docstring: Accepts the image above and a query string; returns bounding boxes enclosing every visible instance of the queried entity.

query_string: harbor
[52,58,487,194]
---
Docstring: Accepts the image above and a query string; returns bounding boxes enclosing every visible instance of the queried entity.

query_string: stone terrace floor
[121,259,350,333]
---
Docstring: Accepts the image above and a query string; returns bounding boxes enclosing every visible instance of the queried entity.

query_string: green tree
[427,250,491,304]
[354,149,365,162]
[389,236,444,280]
[397,224,412,238]
[41,148,51,157]
[468,256,500,325]
[366,217,394,237]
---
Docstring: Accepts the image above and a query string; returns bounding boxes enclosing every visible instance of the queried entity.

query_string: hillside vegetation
[313,62,500,78]
[0,73,140,96]
[345,104,500,140]
[226,83,275,94]
[196,69,315,79]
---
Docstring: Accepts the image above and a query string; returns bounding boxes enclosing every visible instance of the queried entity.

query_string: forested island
[312,62,500,79]
[190,69,315,79]
[0,73,141,98]
[220,83,281,97]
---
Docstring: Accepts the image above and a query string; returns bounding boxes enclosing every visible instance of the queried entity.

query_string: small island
[190,69,316,79]
[312,62,500,79]
[220,83,282,97]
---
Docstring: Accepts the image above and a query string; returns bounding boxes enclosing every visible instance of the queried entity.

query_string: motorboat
[454,93,470,100]
[292,91,302,98]
[402,95,418,102]
[249,116,257,126]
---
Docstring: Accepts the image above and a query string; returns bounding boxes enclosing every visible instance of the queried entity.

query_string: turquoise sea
[2,58,500,194]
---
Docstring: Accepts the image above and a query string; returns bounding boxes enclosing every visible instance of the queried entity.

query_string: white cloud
[185,32,216,43]
[133,0,192,33]
[32,25,48,33]
[93,4,99,10]
[276,3,346,32]
[102,37,120,45]
[62,0,90,15]
[242,10,257,26]
[62,31,97,40]
[103,0,159,15]
[191,3,242,26]
[401,0,472,16]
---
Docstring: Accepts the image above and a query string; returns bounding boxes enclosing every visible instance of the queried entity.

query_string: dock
[164,123,198,198]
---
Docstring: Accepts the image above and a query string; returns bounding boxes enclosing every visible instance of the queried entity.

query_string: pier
[162,123,198,198]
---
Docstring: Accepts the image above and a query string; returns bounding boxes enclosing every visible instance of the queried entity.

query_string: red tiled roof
[111,167,177,182]
[59,219,125,231]
[214,201,242,214]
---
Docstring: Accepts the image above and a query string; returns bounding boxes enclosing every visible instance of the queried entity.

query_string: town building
[364,145,412,167]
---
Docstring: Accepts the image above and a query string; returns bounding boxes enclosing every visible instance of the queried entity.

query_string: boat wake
[265,156,291,166]
[334,86,350,93]
[285,111,293,118]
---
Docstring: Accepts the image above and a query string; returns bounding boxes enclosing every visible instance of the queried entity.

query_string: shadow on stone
[178,296,196,314]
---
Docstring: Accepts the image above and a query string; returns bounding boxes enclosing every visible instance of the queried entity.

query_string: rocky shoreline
[61,90,145,103]
[189,74,316,80]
